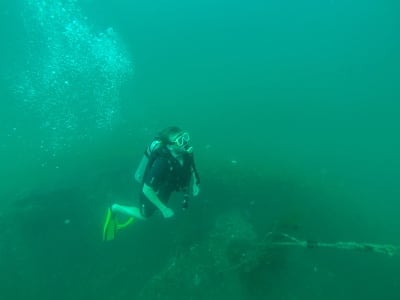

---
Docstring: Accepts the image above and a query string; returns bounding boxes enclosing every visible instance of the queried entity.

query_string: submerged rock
[138,211,287,300]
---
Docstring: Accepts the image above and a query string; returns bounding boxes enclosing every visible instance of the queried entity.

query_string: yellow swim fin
[102,208,135,241]
[103,208,117,241]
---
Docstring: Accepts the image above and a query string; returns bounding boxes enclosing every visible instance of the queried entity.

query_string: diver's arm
[191,170,200,196]
[142,184,174,218]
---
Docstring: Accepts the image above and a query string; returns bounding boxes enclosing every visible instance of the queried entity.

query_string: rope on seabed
[263,232,400,257]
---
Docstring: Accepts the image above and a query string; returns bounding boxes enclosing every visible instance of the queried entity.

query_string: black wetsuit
[139,147,192,217]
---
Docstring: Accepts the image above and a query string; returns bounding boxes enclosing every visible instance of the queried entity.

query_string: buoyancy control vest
[134,138,200,186]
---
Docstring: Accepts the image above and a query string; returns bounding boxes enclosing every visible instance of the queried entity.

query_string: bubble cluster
[15,0,133,154]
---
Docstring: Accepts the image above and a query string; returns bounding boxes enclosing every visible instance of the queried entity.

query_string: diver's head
[159,126,193,154]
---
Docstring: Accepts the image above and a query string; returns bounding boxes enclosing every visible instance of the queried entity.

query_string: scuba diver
[103,126,201,241]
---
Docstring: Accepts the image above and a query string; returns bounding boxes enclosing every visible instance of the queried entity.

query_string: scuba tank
[134,139,162,183]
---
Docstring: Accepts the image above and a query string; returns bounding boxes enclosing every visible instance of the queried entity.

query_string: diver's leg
[111,204,146,220]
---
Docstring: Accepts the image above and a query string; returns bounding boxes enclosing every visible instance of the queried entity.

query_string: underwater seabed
[2,193,399,300]
[1,159,399,300]
[135,211,400,300]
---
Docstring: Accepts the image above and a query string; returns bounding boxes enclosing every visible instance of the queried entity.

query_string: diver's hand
[192,183,200,197]
[161,207,174,218]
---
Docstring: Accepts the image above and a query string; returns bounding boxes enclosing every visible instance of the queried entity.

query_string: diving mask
[171,132,193,153]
